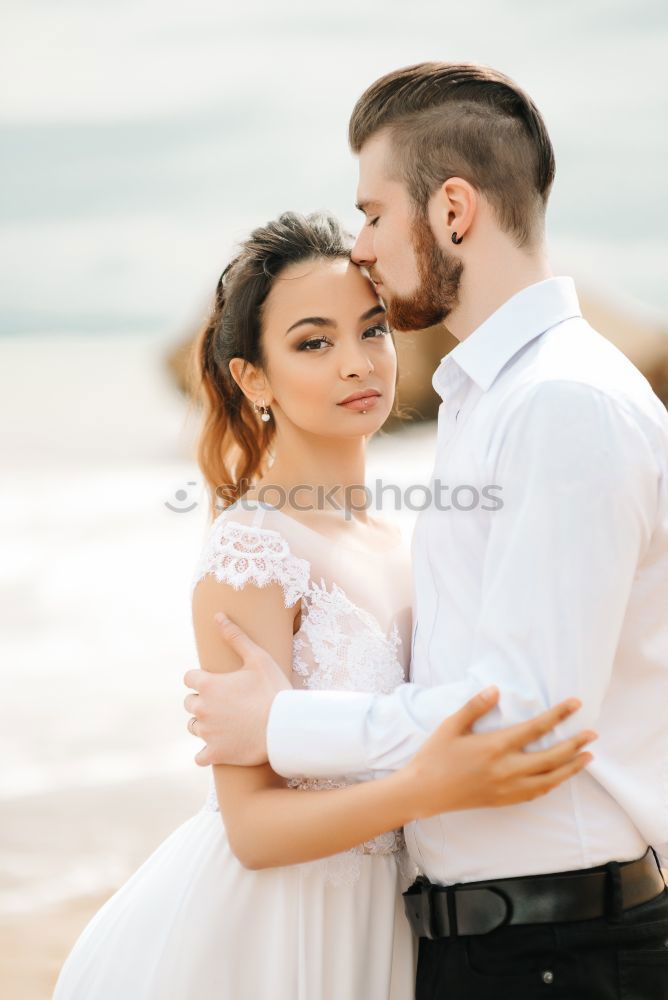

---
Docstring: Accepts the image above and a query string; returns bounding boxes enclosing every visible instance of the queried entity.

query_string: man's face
[351,130,463,331]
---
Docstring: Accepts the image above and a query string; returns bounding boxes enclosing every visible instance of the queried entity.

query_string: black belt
[403,847,666,939]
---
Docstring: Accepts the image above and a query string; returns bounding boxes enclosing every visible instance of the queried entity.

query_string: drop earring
[254,399,271,422]
[451,232,464,245]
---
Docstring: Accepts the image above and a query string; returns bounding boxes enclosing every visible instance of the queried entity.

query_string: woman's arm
[192,573,414,867]
[192,575,595,871]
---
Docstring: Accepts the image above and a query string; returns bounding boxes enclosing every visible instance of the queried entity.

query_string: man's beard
[383,211,463,332]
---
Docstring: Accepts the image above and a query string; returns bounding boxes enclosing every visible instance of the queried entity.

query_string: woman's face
[253,257,397,438]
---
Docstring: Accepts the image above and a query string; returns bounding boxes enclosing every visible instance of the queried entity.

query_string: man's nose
[351,225,375,268]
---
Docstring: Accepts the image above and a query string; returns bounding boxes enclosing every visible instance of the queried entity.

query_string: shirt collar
[432,276,582,399]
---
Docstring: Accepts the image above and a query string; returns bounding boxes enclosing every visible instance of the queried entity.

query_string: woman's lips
[338,394,382,411]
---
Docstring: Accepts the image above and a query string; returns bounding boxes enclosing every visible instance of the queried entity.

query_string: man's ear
[429,176,477,245]
[228,358,272,406]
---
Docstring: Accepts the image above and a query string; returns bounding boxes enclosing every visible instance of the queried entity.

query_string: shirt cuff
[266,688,375,779]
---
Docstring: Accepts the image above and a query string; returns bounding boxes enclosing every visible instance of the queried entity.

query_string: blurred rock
[579,294,668,406]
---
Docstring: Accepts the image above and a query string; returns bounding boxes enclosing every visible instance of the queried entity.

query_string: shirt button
[542,970,555,985]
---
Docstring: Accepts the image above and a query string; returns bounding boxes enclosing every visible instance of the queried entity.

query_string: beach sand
[0,772,209,1000]
[1,894,111,1000]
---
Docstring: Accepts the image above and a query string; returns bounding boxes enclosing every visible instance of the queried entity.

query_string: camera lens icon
[165,481,198,513]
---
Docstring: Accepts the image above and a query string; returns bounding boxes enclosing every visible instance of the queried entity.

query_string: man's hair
[348,62,555,247]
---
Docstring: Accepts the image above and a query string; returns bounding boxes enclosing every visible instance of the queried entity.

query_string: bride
[53,211,593,999]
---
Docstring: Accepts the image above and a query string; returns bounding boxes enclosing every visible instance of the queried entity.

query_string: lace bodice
[191,500,415,886]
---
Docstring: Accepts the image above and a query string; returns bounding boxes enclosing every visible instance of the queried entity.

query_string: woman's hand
[401,687,596,820]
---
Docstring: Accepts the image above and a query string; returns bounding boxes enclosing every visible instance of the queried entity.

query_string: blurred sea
[1,0,667,920]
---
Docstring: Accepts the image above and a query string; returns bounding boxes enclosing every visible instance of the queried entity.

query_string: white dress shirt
[266,277,668,885]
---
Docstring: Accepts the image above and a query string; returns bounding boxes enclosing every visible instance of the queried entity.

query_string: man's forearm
[267,680,480,780]
[267,689,380,780]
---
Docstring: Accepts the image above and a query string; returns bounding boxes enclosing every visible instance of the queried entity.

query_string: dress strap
[251,501,268,529]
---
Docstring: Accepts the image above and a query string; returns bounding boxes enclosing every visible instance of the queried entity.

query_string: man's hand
[183,613,291,767]
[402,688,597,819]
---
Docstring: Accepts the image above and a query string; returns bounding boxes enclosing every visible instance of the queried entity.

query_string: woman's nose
[341,342,374,378]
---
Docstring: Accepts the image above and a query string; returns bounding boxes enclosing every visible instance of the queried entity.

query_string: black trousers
[414,876,668,999]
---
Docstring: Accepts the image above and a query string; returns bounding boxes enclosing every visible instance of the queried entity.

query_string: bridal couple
[54,62,668,999]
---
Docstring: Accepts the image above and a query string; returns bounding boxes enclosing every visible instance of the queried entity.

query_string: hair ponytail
[189,284,271,520]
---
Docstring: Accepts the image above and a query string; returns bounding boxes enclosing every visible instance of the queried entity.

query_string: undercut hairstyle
[348,62,556,247]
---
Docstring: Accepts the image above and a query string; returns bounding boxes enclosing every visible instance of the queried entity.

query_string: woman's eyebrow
[360,305,386,322]
[285,316,335,336]
[285,304,386,337]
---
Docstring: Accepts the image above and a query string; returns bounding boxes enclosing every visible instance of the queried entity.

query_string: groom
[184,64,668,998]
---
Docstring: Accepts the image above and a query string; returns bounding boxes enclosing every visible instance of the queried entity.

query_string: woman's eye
[362,324,389,339]
[297,336,332,351]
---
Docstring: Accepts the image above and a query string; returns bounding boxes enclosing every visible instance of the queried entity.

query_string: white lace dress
[53,500,418,999]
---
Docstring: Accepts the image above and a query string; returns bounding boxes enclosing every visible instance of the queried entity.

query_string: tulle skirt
[53,794,417,999]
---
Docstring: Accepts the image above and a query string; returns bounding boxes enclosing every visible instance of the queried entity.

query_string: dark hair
[191,210,397,520]
[349,62,555,247]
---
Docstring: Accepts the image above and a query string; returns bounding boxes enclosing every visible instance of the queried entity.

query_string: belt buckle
[403,879,457,940]
[430,886,452,939]
[402,878,438,940]
[420,879,441,941]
